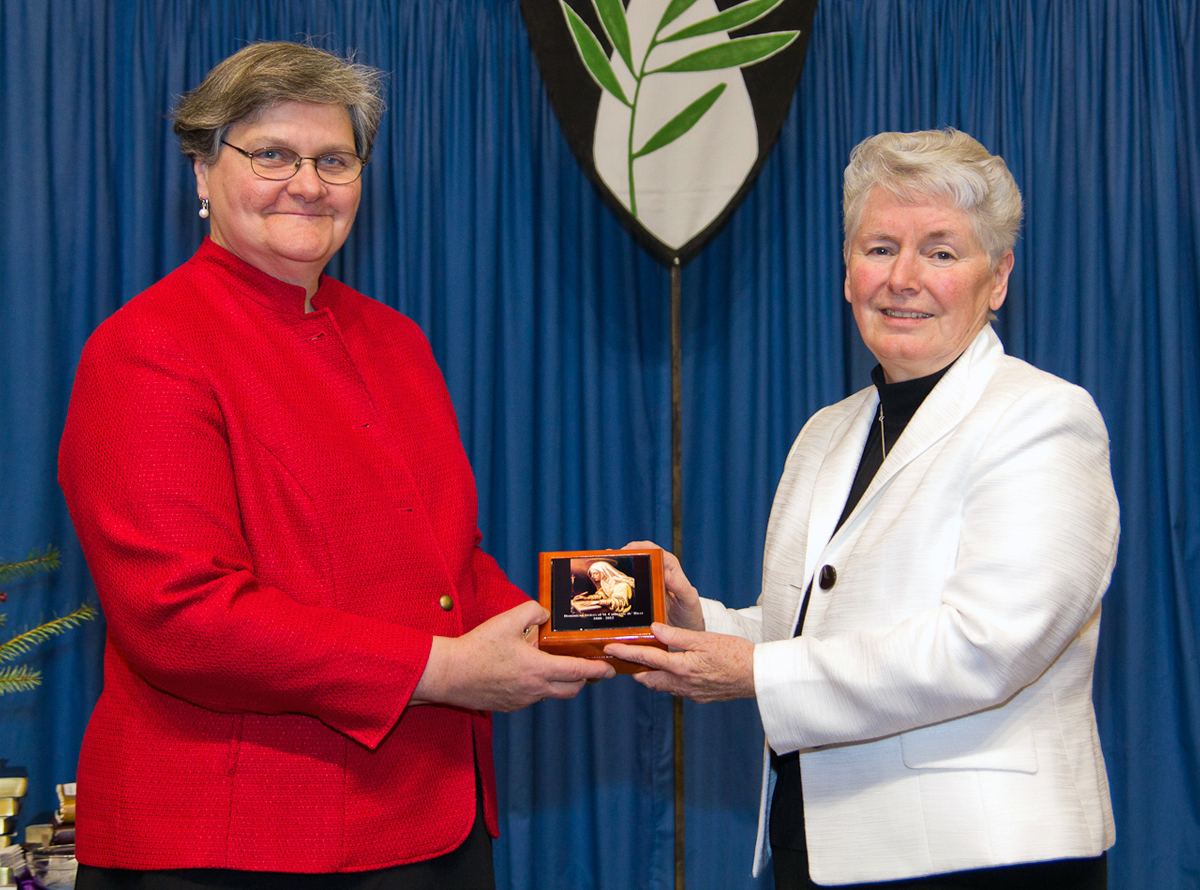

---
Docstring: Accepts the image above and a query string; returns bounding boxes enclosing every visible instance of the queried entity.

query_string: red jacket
[59,239,528,872]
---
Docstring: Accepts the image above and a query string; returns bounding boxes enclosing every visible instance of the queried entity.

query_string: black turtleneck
[834,361,955,533]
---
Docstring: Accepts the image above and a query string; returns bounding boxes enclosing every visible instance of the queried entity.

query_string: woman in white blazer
[608,130,1118,888]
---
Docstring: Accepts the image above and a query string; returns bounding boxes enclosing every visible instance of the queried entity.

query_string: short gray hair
[842,129,1023,266]
[172,41,386,164]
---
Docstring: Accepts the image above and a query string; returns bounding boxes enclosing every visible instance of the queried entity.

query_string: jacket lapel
[760,391,876,640]
[829,326,1004,547]
[802,395,877,584]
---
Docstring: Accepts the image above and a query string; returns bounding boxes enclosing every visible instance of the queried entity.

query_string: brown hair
[172,42,386,164]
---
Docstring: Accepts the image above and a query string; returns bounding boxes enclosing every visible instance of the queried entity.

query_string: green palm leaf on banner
[633,83,726,159]
[659,0,703,30]
[558,0,799,216]
[650,32,797,73]
[563,3,631,105]
[661,0,786,42]
[594,0,635,76]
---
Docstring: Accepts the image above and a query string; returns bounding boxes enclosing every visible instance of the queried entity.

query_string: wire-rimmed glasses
[221,140,365,185]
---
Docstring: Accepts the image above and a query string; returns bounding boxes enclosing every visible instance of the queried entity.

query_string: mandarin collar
[193,237,332,317]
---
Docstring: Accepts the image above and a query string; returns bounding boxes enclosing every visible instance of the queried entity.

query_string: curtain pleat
[1,2,1197,888]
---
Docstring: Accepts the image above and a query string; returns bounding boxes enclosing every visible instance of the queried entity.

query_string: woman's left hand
[622,541,705,631]
[604,623,755,702]
[414,600,615,711]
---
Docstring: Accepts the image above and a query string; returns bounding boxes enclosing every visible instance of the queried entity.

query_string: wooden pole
[670,258,685,890]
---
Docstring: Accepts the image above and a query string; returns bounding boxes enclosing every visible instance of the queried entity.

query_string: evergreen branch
[0,546,62,585]
[0,603,98,663]
[0,665,43,695]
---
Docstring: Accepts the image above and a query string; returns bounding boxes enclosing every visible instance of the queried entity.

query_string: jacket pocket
[900,712,1038,773]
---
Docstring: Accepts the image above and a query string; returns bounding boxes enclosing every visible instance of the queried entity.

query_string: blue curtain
[1,2,1196,889]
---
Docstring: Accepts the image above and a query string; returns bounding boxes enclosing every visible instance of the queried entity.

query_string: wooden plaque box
[537,549,666,674]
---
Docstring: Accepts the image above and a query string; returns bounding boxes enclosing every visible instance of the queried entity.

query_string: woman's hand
[624,541,705,631]
[412,600,614,711]
[604,623,754,703]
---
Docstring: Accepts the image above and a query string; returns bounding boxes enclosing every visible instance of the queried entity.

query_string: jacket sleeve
[59,315,441,751]
[701,599,765,640]
[469,535,534,623]
[754,381,1120,754]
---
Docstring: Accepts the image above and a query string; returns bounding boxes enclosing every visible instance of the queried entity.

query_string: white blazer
[701,326,1118,885]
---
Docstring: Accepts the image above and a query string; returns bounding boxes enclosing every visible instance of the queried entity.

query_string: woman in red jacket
[58,41,612,890]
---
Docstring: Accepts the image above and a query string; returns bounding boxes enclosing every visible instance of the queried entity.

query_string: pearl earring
[199,198,210,219]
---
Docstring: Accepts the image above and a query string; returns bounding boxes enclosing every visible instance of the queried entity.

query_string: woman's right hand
[624,541,705,632]
[411,599,614,712]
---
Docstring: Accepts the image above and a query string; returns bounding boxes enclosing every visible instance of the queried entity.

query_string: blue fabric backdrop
[1,1,1196,888]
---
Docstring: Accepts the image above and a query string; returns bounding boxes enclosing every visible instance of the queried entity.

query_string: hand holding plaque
[537,549,667,673]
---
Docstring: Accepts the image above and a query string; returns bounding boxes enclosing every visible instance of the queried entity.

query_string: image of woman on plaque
[571,558,635,615]
[58,41,612,890]
[608,129,1118,889]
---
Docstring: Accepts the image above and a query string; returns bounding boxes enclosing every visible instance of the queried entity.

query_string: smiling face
[844,188,1014,382]
[194,101,362,301]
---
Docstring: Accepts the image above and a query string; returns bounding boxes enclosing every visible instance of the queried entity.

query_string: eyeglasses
[220,140,365,185]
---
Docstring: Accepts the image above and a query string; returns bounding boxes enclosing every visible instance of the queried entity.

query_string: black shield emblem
[520,0,819,267]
